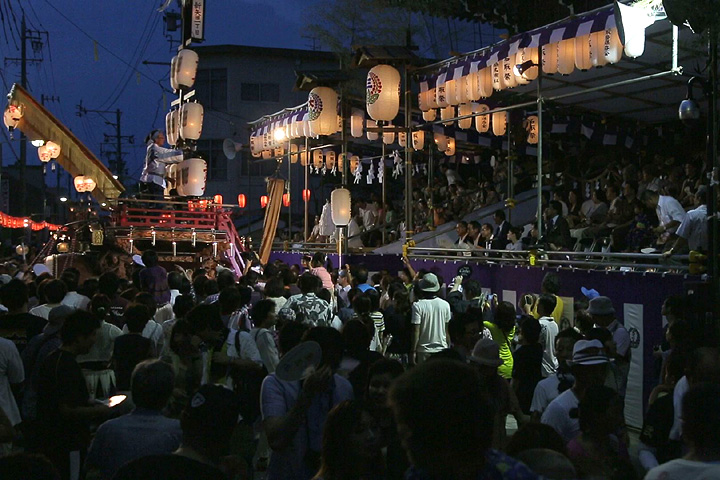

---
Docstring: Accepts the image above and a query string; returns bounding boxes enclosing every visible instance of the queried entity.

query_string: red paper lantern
[214,194,223,205]
[282,193,290,207]
[260,195,269,208]
[237,194,246,208]
[303,189,311,202]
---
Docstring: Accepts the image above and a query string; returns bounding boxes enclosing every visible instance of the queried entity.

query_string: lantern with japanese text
[590,28,622,66]
[444,75,460,106]
[515,47,539,82]
[418,90,430,112]
[237,194,246,208]
[456,75,470,104]
[179,102,203,140]
[313,149,324,171]
[308,87,338,136]
[500,57,518,89]
[435,79,448,108]
[366,65,400,123]
[542,43,558,74]
[574,34,592,71]
[557,39,575,75]
[350,155,360,172]
[398,131,407,147]
[325,150,336,170]
[427,88,439,109]
[475,104,490,133]
[525,115,539,144]
[350,108,364,138]
[479,67,493,97]
[412,129,425,151]
[173,48,199,89]
[260,195,269,208]
[445,137,456,156]
[491,62,502,91]
[492,111,507,136]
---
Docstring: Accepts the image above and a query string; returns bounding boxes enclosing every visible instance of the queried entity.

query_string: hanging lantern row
[74,175,97,193]
[0,211,60,230]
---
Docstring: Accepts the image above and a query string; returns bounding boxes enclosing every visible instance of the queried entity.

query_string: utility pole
[5,14,47,215]
[76,103,133,179]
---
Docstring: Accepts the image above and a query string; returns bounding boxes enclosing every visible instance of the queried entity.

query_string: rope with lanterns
[0,212,61,230]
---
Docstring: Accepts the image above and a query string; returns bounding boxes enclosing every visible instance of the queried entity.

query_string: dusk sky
[0,0,491,188]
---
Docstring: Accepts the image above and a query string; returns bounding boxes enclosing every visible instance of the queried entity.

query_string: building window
[195,68,227,111]
[196,139,227,181]
[241,82,280,103]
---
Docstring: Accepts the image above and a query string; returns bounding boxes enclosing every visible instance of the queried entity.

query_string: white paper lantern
[366,119,379,141]
[262,150,272,160]
[331,188,352,226]
[3,105,23,130]
[366,65,400,122]
[165,110,179,146]
[435,80,448,108]
[525,115,539,144]
[427,88,439,109]
[444,76,460,106]
[308,87,338,136]
[74,175,96,193]
[177,158,207,196]
[603,28,623,64]
[38,145,51,162]
[491,62,502,91]
[616,1,655,58]
[479,67,493,98]
[313,149,323,170]
[557,39,575,75]
[589,30,608,67]
[418,91,430,112]
[422,109,437,122]
[250,136,261,157]
[500,57,518,89]
[383,124,395,145]
[458,103,473,129]
[574,34,592,71]
[398,131,407,147]
[475,104,490,133]
[45,141,61,159]
[174,49,199,89]
[350,108,364,138]
[300,148,309,166]
[542,43,558,75]
[325,150,336,169]
[492,111,507,136]
[467,70,480,101]
[302,117,313,138]
[441,106,455,126]
[170,55,179,91]
[456,75,470,104]
[412,129,425,150]
[350,155,360,172]
[179,102,203,140]
[434,133,448,151]
[274,146,285,157]
[290,143,299,163]
[515,47,539,83]
[445,137,456,156]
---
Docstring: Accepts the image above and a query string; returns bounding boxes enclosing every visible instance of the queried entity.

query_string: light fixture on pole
[678,77,702,124]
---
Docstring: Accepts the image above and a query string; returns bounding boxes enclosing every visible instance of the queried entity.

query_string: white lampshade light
[426,88,439,109]
[179,102,203,140]
[492,111,507,136]
[177,158,207,196]
[475,104,490,133]
[557,39,576,75]
[174,49,199,89]
[574,34,592,71]
[479,67,493,97]
[366,64,401,123]
[350,108,364,138]
[45,141,61,158]
[444,76,460,106]
[331,188,352,226]
[308,87,338,136]
[418,90,430,112]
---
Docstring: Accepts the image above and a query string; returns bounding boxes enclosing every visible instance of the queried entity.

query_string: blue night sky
[0,0,492,189]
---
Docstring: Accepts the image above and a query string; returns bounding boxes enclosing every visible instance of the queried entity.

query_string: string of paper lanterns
[0,211,60,230]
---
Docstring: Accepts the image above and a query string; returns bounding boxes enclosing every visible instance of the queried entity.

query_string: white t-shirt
[676,205,708,251]
[411,297,451,354]
[644,459,720,480]
[62,291,91,311]
[0,338,24,425]
[530,374,561,414]
[539,316,559,377]
[541,388,580,443]
[656,195,687,233]
[28,303,62,320]
[669,375,689,441]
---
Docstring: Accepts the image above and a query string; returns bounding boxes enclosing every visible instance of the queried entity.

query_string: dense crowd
[0,250,716,480]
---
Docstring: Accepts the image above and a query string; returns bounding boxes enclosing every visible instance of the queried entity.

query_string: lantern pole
[404,63,413,243]
[287,139,291,242]
[536,63,544,238]
[304,136,310,241]
[381,142,386,245]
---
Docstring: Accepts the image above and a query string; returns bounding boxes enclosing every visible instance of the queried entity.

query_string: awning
[7,84,125,202]
[248,103,308,138]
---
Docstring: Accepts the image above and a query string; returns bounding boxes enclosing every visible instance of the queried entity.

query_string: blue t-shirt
[261,372,354,480]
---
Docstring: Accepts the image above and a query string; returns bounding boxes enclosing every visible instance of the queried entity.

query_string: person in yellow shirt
[484,301,517,379]
[525,273,564,324]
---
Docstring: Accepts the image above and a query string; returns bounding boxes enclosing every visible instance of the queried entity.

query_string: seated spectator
[85,360,182,479]
[505,226,524,251]
[664,186,709,256]
[389,359,541,479]
[541,200,573,251]
[566,385,633,478]
[113,384,243,480]
[491,209,511,250]
[261,327,354,479]
[571,189,608,239]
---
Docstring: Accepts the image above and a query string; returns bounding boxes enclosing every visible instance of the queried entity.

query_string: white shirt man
[675,204,708,251]
[539,316,559,377]
[62,291,91,311]
[411,274,451,364]
[656,195,686,235]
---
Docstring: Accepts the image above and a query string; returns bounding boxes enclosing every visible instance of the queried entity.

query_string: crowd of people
[0,250,716,480]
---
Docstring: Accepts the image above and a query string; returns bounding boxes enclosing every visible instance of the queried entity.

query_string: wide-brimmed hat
[468,338,504,367]
[569,339,609,366]
[418,273,440,292]
[588,296,615,316]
